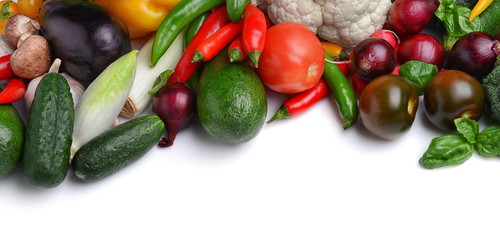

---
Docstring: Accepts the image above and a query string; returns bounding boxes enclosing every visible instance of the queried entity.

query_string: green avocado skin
[197,48,267,144]
[0,103,24,178]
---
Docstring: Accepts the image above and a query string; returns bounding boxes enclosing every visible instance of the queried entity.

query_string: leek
[71,50,138,160]
[120,29,185,118]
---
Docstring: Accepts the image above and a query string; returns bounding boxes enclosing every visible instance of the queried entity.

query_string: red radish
[351,37,397,81]
[398,33,445,69]
[391,65,401,75]
[152,82,196,147]
[447,32,500,77]
[371,29,399,51]
[388,0,440,37]
[351,74,369,98]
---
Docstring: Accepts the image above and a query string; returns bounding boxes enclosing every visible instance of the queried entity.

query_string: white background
[2,1,500,240]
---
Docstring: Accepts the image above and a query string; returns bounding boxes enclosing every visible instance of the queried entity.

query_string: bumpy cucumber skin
[22,73,74,188]
[72,114,165,182]
[0,104,24,178]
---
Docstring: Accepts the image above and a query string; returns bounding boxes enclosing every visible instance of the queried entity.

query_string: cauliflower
[251,0,392,49]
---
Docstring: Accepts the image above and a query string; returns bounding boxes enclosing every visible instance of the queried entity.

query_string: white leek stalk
[120,29,186,118]
[71,50,139,160]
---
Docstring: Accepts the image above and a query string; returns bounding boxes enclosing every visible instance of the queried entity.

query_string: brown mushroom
[10,34,51,79]
[4,14,40,48]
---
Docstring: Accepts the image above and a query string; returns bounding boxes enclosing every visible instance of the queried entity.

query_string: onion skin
[351,38,397,81]
[152,82,196,147]
[388,0,440,37]
[447,32,500,77]
[398,33,445,70]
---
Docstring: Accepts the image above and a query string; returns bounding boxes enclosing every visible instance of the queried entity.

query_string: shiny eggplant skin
[38,0,132,87]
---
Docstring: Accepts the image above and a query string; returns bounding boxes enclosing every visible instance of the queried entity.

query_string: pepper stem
[229,48,243,62]
[267,105,290,124]
[192,50,205,63]
[247,50,261,68]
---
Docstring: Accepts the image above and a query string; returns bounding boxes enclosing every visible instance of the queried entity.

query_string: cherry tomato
[0,0,19,35]
[359,74,419,140]
[17,0,43,19]
[257,22,325,94]
[424,70,485,131]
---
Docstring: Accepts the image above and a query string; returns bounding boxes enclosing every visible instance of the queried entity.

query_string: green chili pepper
[323,50,359,129]
[227,0,250,23]
[184,11,211,50]
[151,0,225,67]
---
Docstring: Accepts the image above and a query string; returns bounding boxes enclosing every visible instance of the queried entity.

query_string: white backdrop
[2,1,500,239]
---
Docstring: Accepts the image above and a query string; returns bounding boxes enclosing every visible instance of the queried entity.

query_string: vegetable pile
[0,0,499,188]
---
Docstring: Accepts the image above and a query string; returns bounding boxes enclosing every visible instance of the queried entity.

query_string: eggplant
[38,0,131,87]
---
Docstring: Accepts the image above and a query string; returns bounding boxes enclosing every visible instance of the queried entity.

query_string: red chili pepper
[267,78,330,123]
[228,36,247,62]
[336,60,351,77]
[192,20,243,62]
[242,4,266,68]
[0,54,15,80]
[168,5,231,84]
[0,78,26,104]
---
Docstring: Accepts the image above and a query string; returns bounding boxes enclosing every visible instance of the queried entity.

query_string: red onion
[447,32,500,77]
[351,37,397,81]
[398,33,445,69]
[152,82,196,148]
[388,0,440,37]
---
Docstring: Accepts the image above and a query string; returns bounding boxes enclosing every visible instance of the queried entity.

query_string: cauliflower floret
[252,0,392,50]
[267,0,323,34]
[317,0,391,49]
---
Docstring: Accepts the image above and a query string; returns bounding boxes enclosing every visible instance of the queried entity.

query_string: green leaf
[419,133,474,169]
[435,0,483,50]
[475,125,500,158]
[148,69,173,96]
[454,118,479,144]
[399,60,439,95]
[0,0,13,21]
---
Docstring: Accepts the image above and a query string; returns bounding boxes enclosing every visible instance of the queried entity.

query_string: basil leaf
[419,133,474,169]
[0,0,12,21]
[435,0,483,50]
[400,60,438,95]
[475,125,500,158]
[454,118,479,144]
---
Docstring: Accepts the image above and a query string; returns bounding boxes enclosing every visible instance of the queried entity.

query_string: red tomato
[257,22,325,94]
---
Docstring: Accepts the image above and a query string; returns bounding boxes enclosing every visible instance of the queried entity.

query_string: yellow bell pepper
[93,0,181,39]
[321,41,349,60]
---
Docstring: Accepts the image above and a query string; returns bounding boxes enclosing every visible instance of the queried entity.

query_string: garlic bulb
[24,58,85,111]
[0,35,14,56]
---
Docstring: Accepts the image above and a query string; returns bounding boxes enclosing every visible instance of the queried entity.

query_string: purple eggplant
[38,0,131,87]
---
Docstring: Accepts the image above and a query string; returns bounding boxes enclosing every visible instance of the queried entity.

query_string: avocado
[197,48,267,144]
[0,102,24,178]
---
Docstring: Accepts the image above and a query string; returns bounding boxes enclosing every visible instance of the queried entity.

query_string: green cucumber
[22,73,74,188]
[0,97,24,178]
[72,114,165,182]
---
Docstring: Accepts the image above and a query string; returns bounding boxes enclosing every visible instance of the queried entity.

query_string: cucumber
[22,73,74,188]
[72,114,165,182]
[0,99,24,178]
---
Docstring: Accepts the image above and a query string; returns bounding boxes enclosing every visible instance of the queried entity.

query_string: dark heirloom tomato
[424,70,485,131]
[359,74,419,140]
